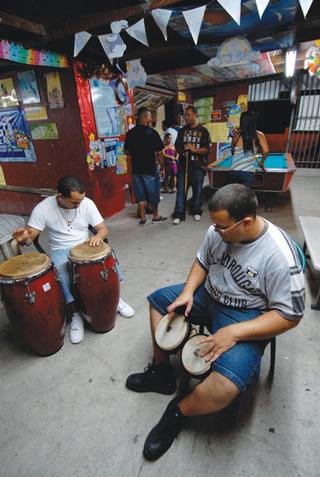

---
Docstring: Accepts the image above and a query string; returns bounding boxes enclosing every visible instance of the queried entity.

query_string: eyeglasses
[212,219,244,234]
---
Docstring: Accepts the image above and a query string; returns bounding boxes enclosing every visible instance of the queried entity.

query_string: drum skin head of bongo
[155,313,188,351]
[182,334,211,377]
[69,242,111,262]
[0,253,51,279]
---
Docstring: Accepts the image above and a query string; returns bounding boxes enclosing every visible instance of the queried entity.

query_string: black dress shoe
[126,362,176,395]
[143,398,184,461]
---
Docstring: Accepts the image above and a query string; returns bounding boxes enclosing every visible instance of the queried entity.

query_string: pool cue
[184,149,189,220]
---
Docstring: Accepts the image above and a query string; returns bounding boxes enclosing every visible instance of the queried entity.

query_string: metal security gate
[288,72,320,168]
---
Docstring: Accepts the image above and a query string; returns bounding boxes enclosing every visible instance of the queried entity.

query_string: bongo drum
[68,242,119,333]
[182,334,211,379]
[0,253,65,356]
[155,313,194,353]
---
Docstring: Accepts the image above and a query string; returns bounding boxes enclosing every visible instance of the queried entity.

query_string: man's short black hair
[137,107,150,121]
[208,184,258,221]
[57,176,85,198]
[186,105,197,115]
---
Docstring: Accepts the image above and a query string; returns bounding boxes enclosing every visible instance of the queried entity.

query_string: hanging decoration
[208,36,260,68]
[126,19,149,47]
[217,0,241,25]
[255,0,269,18]
[299,0,314,18]
[111,20,129,34]
[182,5,206,45]
[151,9,172,41]
[45,72,64,109]
[98,34,127,60]
[126,59,147,89]
[74,31,92,57]
[304,41,320,78]
[0,39,68,68]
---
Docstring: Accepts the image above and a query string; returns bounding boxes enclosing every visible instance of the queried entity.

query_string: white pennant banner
[111,20,129,34]
[73,31,92,57]
[182,5,206,45]
[255,0,269,18]
[126,59,147,89]
[218,0,241,25]
[126,19,149,47]
[299,0,314,18]
[151,9,172,41]
[98,33,127,60]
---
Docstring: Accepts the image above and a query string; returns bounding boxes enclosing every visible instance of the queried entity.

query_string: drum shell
[70,253,119,333]
[0,265,66,356]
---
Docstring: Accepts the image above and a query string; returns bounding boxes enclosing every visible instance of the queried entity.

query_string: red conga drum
[68,242,119,333]
[0,253,65,356]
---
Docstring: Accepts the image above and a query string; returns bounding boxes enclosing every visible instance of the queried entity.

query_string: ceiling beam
[0,11,46,36]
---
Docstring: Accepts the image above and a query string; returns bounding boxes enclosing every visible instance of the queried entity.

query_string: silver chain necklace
[57,205,77,231]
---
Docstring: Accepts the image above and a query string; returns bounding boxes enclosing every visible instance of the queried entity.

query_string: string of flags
[74,0,316,60]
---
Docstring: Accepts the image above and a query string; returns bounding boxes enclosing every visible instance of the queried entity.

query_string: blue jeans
[132,174,160,204]
[147,283,268,391]
[50,248,124,305]
[173,162,205,219]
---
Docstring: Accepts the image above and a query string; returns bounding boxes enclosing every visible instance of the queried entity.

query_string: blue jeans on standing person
[132,174,160,205]
[50,248,124,305]
[173,161,206,220]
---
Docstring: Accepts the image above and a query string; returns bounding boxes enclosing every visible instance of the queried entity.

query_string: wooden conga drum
[68,242,119,333]
[181,334,211,379]
[0,253,65,356]
[155,313,193,353]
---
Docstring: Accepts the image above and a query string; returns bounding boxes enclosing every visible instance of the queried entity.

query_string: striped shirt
[197,221,305,320]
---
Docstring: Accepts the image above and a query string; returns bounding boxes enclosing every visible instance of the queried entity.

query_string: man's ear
[243,217,254,228]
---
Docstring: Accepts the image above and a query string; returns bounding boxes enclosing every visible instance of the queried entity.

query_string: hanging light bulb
[286,49,297,77]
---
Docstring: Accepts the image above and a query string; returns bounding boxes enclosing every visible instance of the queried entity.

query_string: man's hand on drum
[167,291,194,318]
[12,227,32,246]
[87,235,104,247]
[196,326,238,363]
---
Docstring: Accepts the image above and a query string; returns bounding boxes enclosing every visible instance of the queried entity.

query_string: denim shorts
[132,174,160,204]
[147,283,268,391]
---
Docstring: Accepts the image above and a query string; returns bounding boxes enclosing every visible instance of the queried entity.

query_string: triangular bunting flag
[111,20,128,34]
[299,0,314,18]
[126,19,149,47]
[98,33,127,60]
[256,0,269,18]
[218,0,241,25]
[151,9,172,41]
[182,5,206,45]
[73,31,92,57]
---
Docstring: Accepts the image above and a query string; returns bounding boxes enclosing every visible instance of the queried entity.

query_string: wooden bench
[299,216,320,310]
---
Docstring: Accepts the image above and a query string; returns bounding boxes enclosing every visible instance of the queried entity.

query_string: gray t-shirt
[196,221,305,320]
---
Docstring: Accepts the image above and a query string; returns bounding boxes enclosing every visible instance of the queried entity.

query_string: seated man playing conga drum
[13,175,134,344]
[126,184,305,461]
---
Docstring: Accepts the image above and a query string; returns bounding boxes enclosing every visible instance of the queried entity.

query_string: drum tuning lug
[25,291,36,304]
[72,273,80,284]
[100,269,109,281]
[112,265,118,274]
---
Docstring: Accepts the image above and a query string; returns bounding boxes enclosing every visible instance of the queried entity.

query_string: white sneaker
[172,218,181,225]
[193,214,201,222]
[118,298,135,318]
[70,313,84,344]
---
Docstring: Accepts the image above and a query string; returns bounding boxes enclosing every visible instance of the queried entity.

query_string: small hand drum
[182,334,211,378]
[155,313,191,353]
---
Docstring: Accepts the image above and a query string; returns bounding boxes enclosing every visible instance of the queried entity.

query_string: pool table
[208,153,296,192]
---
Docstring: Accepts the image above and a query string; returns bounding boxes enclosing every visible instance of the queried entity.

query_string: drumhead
[0,252,51,279]
[69,242,111,262]
[182,335,211,376]
[155,313,189,351]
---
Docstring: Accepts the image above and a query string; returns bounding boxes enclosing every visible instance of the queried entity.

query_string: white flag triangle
[126,19,149,47]
[218,0,241,25]
[182,5,206,45]
[98,33,127,60]
[73,31,92,57]
[151,9,172,41]
[299,0,314,18]
[256,0,269,18]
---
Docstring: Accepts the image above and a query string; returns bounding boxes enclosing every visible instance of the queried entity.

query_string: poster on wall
[0,108,36,162]
[24,105,48,121]
[45,72,64,109]
[194,97,213,124]
[0,78,18,108]
[89,78,120,137]
[30,123,59,140]
[17,70,41,104]
[216,142,232,163]
[115,141,127,174]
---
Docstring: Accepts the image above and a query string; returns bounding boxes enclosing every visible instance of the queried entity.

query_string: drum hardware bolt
[112,265,118,274]
[25,291,36,304]
[100,269,108,280]
[72,273,80,284]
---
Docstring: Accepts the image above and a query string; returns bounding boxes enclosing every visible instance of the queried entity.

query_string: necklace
[57,205,77,231]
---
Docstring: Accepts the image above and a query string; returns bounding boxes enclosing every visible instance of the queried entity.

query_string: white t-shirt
[28,195,103,251]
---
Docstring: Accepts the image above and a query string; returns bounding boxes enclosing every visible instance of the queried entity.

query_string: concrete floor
[1,170,320,477]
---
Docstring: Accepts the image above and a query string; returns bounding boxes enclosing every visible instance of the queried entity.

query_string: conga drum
[68,242,119,333]
[0,253,65,356]
[181,334,211,379]
[155,313,194,353]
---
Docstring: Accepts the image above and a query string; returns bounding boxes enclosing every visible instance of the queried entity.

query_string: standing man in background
[172,106,211,225]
